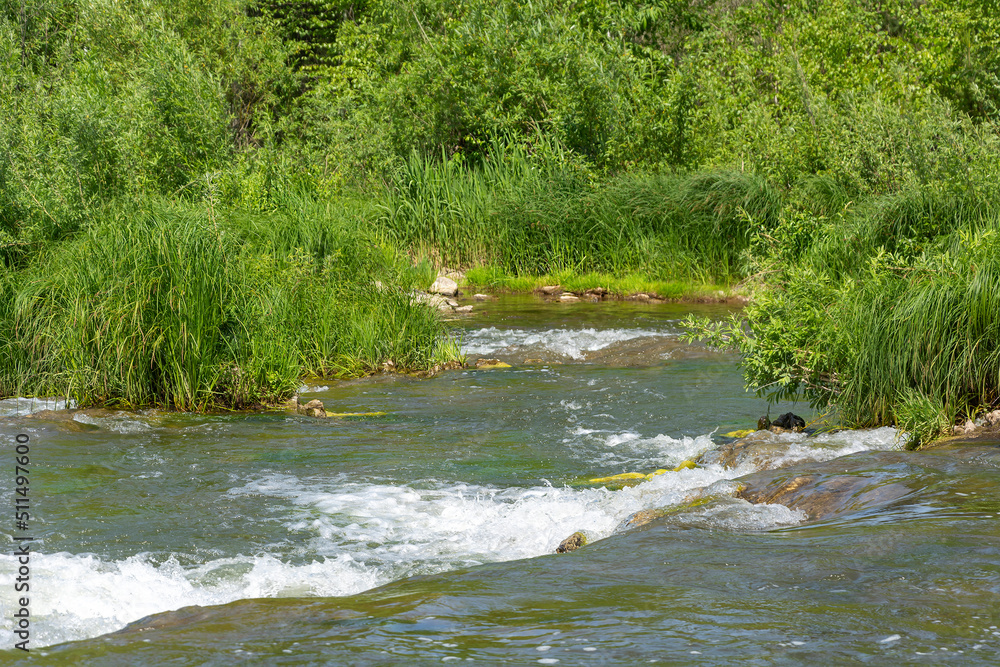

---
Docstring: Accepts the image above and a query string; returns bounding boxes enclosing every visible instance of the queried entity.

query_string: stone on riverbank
[430,276,459,296]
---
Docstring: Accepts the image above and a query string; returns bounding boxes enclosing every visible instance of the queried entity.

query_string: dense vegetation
[2,0,999,437]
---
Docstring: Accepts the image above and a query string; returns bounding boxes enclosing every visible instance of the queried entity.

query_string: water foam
[724,426,904,475]
[0,425,903,648]
[72,412,154,433]
[0,551,380,648]
[0,449,837,648]
[460,327,673,360]
[567,429,718,470]
[0,396,74,417]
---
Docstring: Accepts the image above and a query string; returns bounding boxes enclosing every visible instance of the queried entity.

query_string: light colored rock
[443,269,465,282]
[430,276,459,296]
[539,285,561,295]
[413,292,453,311]
[454,305,474,313]
[964,419,977,434]
[559,293,579,302]
[475,358,511,369]
[294,397,327,419]
[473,293,492,301]
[983,409,1000,427]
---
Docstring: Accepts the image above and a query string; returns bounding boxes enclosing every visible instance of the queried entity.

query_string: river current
[1,296,998,664]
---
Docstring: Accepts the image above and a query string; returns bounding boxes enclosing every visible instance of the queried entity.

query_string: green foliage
[380,139,781,283]
[1,200,455,408]
[895,389,951,450]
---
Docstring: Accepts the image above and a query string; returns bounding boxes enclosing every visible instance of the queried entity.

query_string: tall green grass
[1,200,458,409]
[380,138,782,284]
[833,221,1000,443]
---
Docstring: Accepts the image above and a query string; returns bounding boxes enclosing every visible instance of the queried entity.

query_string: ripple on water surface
[0,423,904,648]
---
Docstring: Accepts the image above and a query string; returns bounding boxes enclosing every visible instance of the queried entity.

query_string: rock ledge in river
[289,395,327,418]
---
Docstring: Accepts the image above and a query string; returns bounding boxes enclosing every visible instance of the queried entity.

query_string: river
[1,296,999,664]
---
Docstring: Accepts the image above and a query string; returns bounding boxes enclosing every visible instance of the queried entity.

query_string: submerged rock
[734,463,912,522]
[696,431,792,471]
[475,358,511,369]
[618,508,669,530]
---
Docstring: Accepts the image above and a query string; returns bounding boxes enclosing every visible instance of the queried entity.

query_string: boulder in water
[734,460,912,521]
[556,531,588,553]
[770,412,805,432]
[290,395,328,418]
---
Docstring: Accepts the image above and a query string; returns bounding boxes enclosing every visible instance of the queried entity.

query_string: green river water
[2,296,999,665]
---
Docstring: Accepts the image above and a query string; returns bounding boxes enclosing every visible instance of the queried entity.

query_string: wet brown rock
[556,531,588,553]
[290,395,327,418]
[735,466,911,521]
[618,508,668,530]
[696,431,789,471]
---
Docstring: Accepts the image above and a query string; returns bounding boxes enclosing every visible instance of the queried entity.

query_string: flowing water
[1,296,999,665]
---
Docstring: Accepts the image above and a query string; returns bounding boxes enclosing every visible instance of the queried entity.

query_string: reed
[1,200,458,409]
[833,220,1000,444]
[380,138,781,285]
